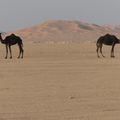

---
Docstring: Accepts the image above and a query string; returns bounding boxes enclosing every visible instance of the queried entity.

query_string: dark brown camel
[0,33,24,59]
[96,34,120,58]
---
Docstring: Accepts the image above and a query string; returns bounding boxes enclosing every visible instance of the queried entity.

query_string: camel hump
[10,33,16,36]
[104,33,118,39]
[105,33,111,36]
[10,33,18,38]
[6,33,16,38]
[5,33,20,41]
[104,33,113,37]
[105,33,116,37]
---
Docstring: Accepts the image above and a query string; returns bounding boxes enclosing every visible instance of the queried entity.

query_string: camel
[0,33,24,59]
[96,34,120,58]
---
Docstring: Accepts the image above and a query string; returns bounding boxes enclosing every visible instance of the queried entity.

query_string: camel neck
[0,35,4,44]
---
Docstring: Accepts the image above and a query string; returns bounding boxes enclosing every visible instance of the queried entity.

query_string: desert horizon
[1,0,120,119]
[0,19,120,120]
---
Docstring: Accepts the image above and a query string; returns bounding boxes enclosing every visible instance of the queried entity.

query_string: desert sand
[0,42,120,120]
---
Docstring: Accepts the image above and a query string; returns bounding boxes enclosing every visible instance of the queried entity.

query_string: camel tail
[18,37,24,47]
[96,40,100,47]
[96,37,102,47]
[21,41,24,47]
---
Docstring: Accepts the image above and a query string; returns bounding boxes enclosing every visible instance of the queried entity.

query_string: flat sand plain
[0,43,120,120]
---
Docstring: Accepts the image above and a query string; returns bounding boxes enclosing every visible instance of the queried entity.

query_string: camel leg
[21,46,24,58]
[111,44,115,58]
[96,45,100,58]
[5,45,8,59]
[17,45,21,59]
[8,45,12,59]
[100,44,105,57]
[18,45,24,58]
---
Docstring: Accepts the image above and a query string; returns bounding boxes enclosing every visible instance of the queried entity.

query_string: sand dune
[10,20,120,43]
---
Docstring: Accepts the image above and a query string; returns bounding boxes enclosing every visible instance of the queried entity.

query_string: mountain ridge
[9,20,120,43]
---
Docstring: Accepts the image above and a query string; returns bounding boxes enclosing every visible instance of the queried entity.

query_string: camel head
[0,33,3,39]
[0,32,6,41]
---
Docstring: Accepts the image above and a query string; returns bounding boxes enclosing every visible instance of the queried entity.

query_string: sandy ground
[0,43,120,120]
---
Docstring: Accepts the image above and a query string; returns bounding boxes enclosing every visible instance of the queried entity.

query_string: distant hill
[11,20,120,43]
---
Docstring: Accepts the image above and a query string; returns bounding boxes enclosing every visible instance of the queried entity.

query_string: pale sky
[0,0,120,31]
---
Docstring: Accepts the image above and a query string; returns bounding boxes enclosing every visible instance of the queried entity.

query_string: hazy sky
[0,0,120,31]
